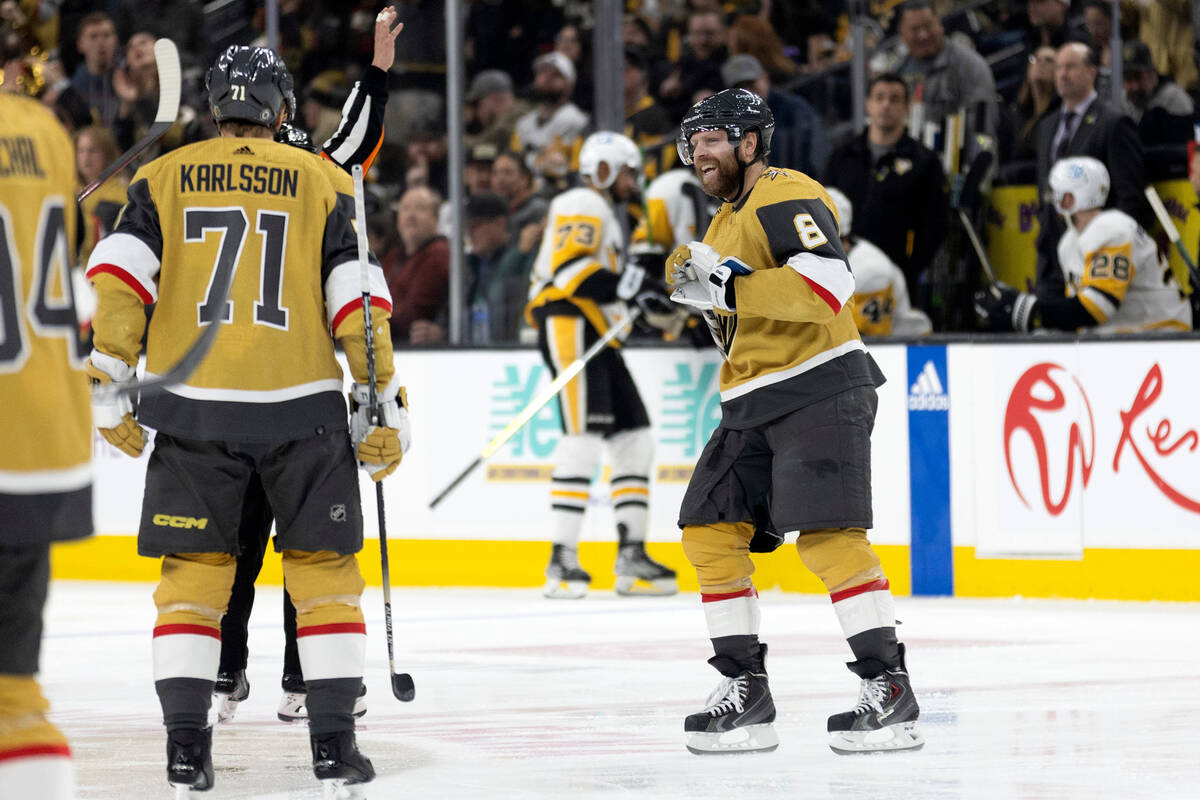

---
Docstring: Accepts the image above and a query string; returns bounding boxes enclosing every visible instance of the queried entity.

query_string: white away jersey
[849,237,931,337]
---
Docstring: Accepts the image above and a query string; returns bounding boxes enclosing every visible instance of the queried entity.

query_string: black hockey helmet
[677,88,775,165]
[275,122,317,152]
[206,45,296,128]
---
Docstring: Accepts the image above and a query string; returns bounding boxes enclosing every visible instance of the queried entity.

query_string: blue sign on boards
[906,346,953,596]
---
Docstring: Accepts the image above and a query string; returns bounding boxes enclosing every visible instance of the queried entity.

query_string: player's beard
[694,151,741,201]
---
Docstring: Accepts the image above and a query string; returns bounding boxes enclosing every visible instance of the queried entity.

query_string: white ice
[42,582,1200,800]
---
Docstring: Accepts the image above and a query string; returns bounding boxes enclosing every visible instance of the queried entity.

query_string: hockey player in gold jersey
[975,156,1192,333]
[0,91,90,800]
[668,89,922,755]
[84,46,406,796]
[526,131,678,599]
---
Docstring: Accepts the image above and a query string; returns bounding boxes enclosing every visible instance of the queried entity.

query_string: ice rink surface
[41,582,1200,800]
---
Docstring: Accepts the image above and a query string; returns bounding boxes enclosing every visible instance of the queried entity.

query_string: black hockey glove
[974,283,1037,333]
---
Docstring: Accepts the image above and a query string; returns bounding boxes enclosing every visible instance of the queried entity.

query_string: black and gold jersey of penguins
[700,167,884,429]
[86,136,394,442]
[0,93,92,543]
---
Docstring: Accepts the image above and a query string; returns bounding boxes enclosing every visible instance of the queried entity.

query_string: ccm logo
[152,514,209,529]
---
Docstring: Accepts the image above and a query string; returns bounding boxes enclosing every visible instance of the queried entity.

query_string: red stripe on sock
[0,744,72,763]
[153,624,221,640]
[700,587,756,603]
[296,622,367,638]
[830,578,890,604]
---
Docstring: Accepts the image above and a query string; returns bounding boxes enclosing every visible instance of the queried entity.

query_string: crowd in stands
[2,0,1197,343]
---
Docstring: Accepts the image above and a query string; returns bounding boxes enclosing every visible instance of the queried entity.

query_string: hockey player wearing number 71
[667,88,923,755]
[83,45,407,796]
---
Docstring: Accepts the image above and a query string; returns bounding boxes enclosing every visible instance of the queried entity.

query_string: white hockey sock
[550,434,602,548]
[701,587,761,638]
[608,428,653,543]
[830,579,896,640]
[0,753,73,800]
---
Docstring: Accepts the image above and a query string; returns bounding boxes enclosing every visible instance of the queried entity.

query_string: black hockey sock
[846,626,901,672]
[157,677,213,731]
[305,677,361,734]
[711,634,765,673]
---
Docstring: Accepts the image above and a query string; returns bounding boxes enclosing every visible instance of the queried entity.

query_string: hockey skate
[166,726,213,797]
[312,730,374,800]
[542,544,590,599]
[278,675,368,723]
[827,643,923,754]
[684,644,778,755]
[614,539,678,596]
[213,670,249,723]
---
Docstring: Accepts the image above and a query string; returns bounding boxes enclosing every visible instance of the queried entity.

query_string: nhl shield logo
[329,504,347,522]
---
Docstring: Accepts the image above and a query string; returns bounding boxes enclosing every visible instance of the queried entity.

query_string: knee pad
[152,552,236,629]
[607,427,653,525]
[553,433,603,479]
[606,427,653,477]
[0,676,67,758]
[281,549,365,627]
[681,522,755,593]
[793,528,886,594]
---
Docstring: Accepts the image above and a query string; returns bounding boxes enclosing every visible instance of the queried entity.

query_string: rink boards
[53,338,1200,601]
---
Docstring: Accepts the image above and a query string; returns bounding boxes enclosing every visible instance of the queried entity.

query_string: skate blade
[685,723,779,755]
[829,721,924,755]
[322,778,367,800]
[352,695,368,719]
[614,575,679,597]
[171,782,208,799]
[542,578,588,599]
[215,694,240,724]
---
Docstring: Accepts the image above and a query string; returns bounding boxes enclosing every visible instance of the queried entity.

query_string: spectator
[1139,0,1196,92]
[74,125,125,265]
[554,23,593,111]
[1026,0,1087,51]
[405,121,450,197]
[1007,45,1060,164]
[657,10,729,121]
[894,0,997,138]
[728,14,799,85]
[720,53,829,177]
[1032,41,1147,301]
[511,51,589,182]
[463,192,537,344]
[1122,40,1195,149]
[465,142,497,196]
[824,72,948,304]
[465,69,526,153]
[491,149,549,241]
[383,186,450,344]
[69,11,119,126]
[623,46,675,180]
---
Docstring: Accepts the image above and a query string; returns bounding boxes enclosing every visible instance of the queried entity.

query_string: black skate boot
[280,676,367,722]
[214,669,249,724]
[312,729,374,799]
[684,644,778,755]
[827,643,923,754]
[543,543,591,599]
[614,525,678,596]
[166,726,213,794]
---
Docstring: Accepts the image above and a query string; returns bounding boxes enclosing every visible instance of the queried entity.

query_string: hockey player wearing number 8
[668,89,923,756]
[525,131,679,599]
[974,156,1191,333]
[84,45,408,798]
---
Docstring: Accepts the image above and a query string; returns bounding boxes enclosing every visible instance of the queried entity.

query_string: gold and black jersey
[86,136,394,442]
[700,167,884,429]
[0,93,92,543]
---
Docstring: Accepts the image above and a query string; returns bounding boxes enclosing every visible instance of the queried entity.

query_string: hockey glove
[973,284,1038,333]
[85,350,146,458]
[667,241,749,313]
[349,383,411,482]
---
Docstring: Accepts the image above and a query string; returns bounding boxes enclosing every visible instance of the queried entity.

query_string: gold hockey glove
[85,350,146,458]
[349,384,410,482]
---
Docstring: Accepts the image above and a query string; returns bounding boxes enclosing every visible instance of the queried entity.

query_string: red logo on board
[1113,363,1200,513]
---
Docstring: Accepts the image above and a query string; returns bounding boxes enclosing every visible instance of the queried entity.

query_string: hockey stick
[353,164,415,703]
[77,38,181,203]
[1144,186,1200,291]
[954,149,999,284]
[428,307,642,509]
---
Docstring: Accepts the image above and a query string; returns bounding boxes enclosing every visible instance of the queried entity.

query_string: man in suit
[1034,41,1147,300]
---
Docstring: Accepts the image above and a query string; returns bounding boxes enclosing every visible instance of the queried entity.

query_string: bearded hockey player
[667,89,922,756]
[975,156,1191,333]
[0,92,90,800]
[824,187,932,338]
[525,131,678,599]
[84,46,407,797]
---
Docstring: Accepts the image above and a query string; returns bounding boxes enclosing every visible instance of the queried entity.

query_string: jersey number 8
[793,213,829,250]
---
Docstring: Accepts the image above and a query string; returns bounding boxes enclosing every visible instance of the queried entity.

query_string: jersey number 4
[0,199,86,372]
[188,207,290,330]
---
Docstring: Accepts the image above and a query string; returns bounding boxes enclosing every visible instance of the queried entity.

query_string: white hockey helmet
[825,186,852,237]
[579,131,641,190]
[1049,156,1109,216]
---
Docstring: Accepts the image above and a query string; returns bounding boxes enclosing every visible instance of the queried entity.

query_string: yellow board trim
[49,537,1200,601]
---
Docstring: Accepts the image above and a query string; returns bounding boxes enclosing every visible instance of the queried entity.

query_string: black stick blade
[392,672,415,702]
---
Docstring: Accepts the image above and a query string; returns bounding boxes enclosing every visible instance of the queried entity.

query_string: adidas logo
[908,360,949,411]
[233,145,254,155]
